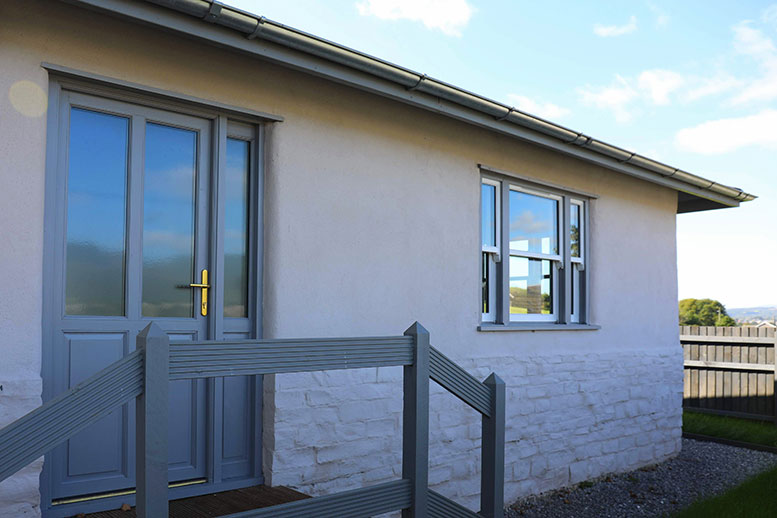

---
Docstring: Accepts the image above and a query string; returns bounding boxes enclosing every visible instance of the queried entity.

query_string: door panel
[45,92,262,509]
[222,376,251,479]
[167,379,207,479]
[65,333,128,479]
[53,327,133,497]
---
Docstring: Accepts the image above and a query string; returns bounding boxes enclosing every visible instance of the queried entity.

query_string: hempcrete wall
[1,1,682,515]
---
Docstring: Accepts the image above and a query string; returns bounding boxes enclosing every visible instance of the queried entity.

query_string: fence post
[136,323,169,518]
[403,322,430,518]
[481,373,505,518]
[774,335,777,427]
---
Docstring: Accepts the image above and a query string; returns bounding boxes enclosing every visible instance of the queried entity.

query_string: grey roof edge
[62,0,756,211]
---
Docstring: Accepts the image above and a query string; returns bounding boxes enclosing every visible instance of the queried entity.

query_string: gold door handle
[189,269,210,316]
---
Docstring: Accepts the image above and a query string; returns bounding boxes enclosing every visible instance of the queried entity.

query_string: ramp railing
[0,322,505,518]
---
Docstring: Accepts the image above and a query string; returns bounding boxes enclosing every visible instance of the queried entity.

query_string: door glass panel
[509,190,558,255]
[509,256,552,315]
[224,138,250,318]
[65,108,129,316]
[142,122,197,317]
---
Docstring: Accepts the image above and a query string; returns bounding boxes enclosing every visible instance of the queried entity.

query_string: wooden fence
[682,326,777,423]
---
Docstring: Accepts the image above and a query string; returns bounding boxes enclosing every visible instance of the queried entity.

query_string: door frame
[40,66,277,517]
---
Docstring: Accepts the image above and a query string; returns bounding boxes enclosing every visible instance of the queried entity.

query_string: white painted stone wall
[266,348,682,511]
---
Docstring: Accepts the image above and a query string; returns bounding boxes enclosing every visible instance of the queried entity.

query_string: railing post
[480,373,505,518]
[403,322,430,518]
[136,323,169,518]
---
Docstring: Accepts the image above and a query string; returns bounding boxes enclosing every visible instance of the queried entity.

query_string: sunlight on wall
[8,80,47,118]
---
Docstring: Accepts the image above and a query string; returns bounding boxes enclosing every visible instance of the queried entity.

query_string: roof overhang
[61,0,757,213]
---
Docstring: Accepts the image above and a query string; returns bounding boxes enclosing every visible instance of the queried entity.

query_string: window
[481,174,590,327]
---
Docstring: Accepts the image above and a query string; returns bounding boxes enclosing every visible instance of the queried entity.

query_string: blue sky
[230,0,777,309]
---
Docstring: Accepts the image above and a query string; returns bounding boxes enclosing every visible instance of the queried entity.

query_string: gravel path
[506,438,777,518]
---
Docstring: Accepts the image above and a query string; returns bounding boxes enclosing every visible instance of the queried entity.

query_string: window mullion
[559,197,571,324]
[581,201,590,324]
[498,181,510,325]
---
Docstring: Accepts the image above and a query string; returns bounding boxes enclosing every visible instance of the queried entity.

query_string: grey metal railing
[0,322,505,518]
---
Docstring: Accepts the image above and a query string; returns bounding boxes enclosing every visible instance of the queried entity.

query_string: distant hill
[728,306,777,321]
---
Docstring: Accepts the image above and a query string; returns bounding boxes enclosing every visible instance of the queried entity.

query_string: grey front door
[44,91,261,505]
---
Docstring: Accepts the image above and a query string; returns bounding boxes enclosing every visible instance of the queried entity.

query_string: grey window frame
[478,166,598,332]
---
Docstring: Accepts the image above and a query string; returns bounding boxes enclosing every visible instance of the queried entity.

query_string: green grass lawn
[673,464,777,518]
[683,411,777,448]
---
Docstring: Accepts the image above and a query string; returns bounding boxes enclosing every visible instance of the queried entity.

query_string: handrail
[0,322,505,518]
[0,350,143,484]
[169,336,413,379]
[430,345,492,416]
[429,488,481,518]
[220,479,412,518]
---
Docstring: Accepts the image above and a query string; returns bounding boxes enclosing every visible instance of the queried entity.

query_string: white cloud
[506,94,570,120]
[578,75,638,122]
[355,0,474,36]
[763,4,777,27]
[675,109,777,154]
[593,15,637,37]
[637,69,684,105]
[729,22,777,105]
[732,21,776,57]
[647,2,669,28]
[682,75,742,102]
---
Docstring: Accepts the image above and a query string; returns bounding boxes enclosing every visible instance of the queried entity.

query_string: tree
[679,298,737,326]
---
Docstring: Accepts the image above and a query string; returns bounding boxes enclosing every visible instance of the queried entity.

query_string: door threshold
[52,479,207,506]
[79,484,310,517]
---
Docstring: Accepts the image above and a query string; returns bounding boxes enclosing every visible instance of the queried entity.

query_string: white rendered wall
[0,1,682,515]
[0,7,49,515]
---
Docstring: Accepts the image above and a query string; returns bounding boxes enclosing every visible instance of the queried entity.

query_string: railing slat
[169,336,413,379]
[0,369,143,472]
[681,335,775,345]
[172,336,414,350]
[683,360,773,372]
[0,358,143,453]
[428,489,481,518]
[430,346,492,416]
[0,350,143,484]
[219,479,412,518]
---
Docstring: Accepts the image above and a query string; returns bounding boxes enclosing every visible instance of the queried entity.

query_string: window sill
[477,323,601,332]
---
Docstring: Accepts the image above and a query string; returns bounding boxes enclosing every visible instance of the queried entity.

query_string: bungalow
[0,0,755,517]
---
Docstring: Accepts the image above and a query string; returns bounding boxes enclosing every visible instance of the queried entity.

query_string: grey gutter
[64,0,756,210]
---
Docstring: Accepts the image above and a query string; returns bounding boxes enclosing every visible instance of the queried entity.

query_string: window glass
[509,256,552,315]
[481,183,496,248]
[224,138,251,318]
[509,190,558,255]
[570,265,580,323]
[571,203,581,258]
[142,122,197,317]
[65,108,129,316]
[482,252,490,314]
